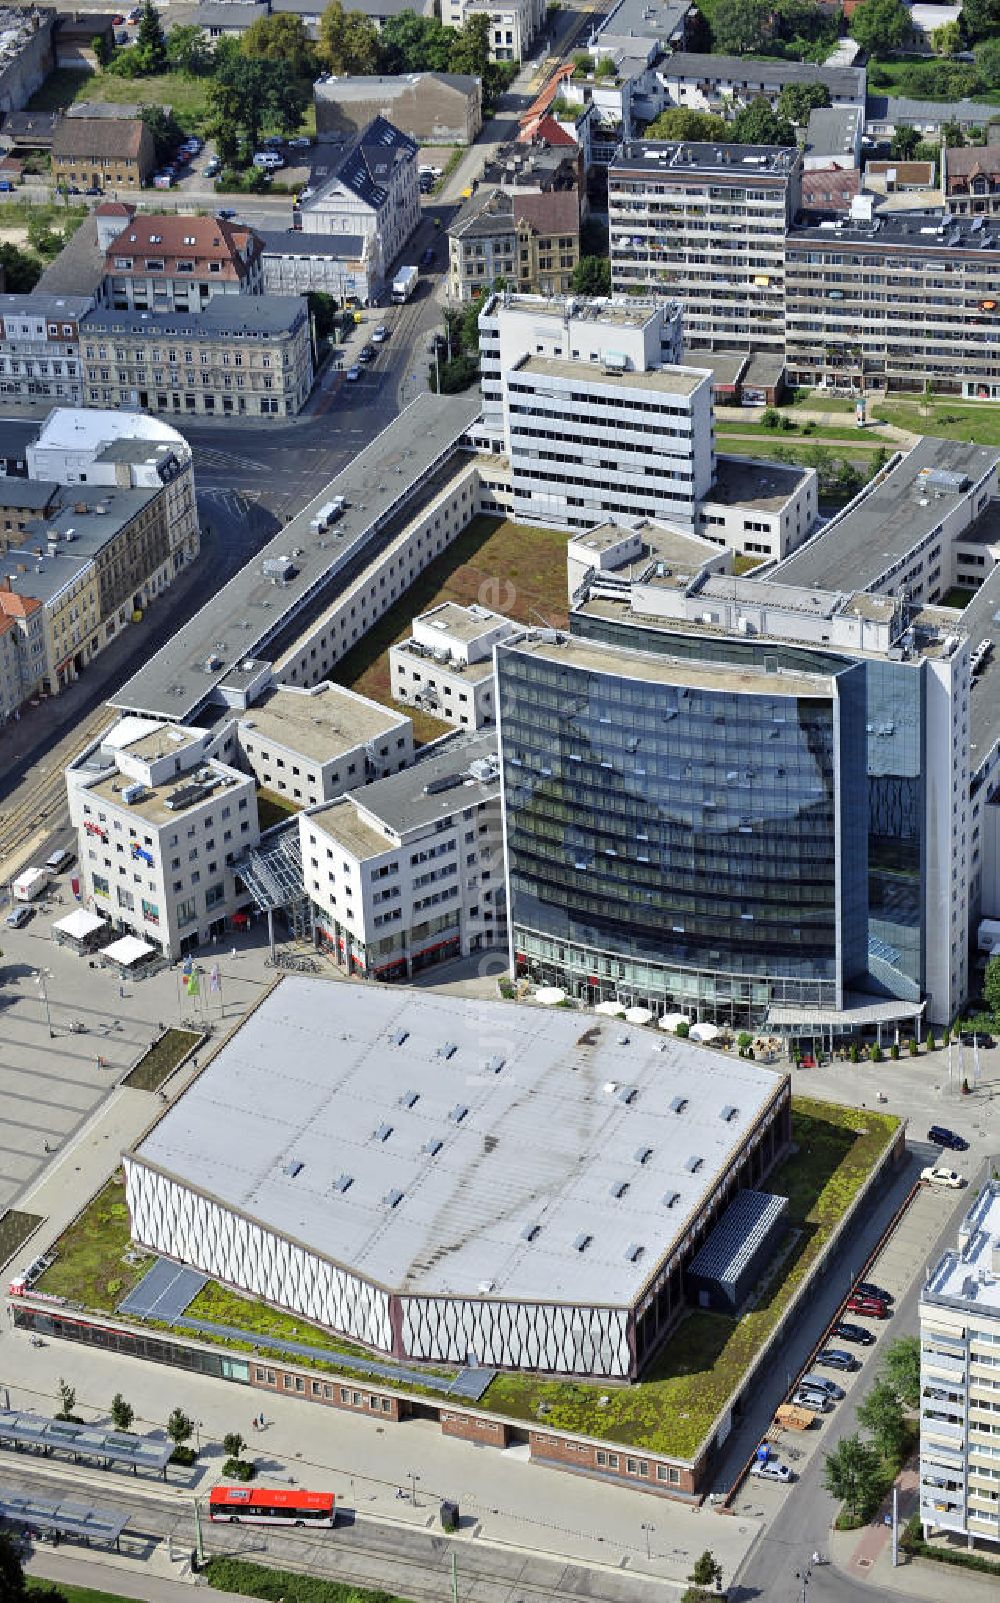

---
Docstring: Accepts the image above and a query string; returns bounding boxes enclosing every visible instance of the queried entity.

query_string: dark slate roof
[328,115,418,209]
[259,230,367,259]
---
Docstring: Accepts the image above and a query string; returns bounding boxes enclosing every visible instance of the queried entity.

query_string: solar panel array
[686,1190,788,1290]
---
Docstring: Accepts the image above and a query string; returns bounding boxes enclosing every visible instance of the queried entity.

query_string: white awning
[624,1005,654,1025]
[689,1021,721,1043]
[595,1000,626,1017]
[659,1012,690,1032]
[53,908,107,941]
[101,934,155,967]
[534,986,567,1006]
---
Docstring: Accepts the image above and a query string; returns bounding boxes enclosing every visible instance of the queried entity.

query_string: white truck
[13,866,49,902]
[391,265,419,304]
[978,917,1000,954]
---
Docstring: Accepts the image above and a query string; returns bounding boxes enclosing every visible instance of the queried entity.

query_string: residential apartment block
[237,681,413,808]
[654,52,865,114]
[784,212,1000,398]
[944,144,1000,218]
[0,582,45,721]
[920,1181,1000,1549]
[301,730,505,980]
[609,142,801,352]
[99,213,265,312]
[51,116,155,193]
[0,292,92,407]
[297,116,419,288]
[389,602,524,729]
[315,71,482,146]
[68,718,260,958]
[440,0,544,61]
[79,297,314,418]
[447,186,580,302]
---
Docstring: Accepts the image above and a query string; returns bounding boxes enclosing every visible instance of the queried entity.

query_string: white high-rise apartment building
[920,1181,1000,1550]
[476,291,713,532]
[608,142,801,352]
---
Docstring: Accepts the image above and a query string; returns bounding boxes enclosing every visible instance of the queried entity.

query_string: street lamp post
[35,968,54,1038]
[408,1469,420,1506]
[641,1521,654,1560]
[195,1418,202,1453]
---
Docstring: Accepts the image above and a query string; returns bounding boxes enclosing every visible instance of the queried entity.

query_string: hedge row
[205,1557,414,1603]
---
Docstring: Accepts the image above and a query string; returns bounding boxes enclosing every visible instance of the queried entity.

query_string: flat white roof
[31,407,189,457]
[132,981,786,1309]
[925,1181,1000,1315]
[54,908,107,940]
[102,935,155,965]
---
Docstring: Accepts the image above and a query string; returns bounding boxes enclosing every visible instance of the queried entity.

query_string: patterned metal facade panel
[400,1294,631,1376]
[124,1160,393,1353]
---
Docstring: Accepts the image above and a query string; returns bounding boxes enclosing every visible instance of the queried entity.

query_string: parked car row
[153,134,202,191]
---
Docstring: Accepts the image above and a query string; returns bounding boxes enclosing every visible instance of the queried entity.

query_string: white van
[253,151,284,170]
[45,846,72,872]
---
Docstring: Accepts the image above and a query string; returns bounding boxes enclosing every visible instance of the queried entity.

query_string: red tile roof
[103,213,263,281]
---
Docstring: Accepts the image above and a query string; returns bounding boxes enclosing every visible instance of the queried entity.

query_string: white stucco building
[389,602,524,730]
[297,116,420,287]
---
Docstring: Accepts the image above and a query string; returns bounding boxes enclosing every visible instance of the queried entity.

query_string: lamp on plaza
[641,1521,655,1561]
[408,1469,421,1506]
[34,968,54,1038]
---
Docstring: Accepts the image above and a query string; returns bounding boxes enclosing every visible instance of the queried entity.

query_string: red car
[846,1292,890,1319]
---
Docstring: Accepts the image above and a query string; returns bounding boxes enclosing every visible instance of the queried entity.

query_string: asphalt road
[729,1152,999,1603]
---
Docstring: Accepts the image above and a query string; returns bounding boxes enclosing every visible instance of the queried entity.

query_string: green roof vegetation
[35,1175,152,1310]
[478,1097,899,1459]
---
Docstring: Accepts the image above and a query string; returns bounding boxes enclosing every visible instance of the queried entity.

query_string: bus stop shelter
[0,1483,130,1549]
[0,1409,175,1479]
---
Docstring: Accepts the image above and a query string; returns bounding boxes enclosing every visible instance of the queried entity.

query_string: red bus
[208,1487,336,1526]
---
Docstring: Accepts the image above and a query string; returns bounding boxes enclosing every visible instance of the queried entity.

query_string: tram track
[6,1456,649,1603]
[0,704,112,867]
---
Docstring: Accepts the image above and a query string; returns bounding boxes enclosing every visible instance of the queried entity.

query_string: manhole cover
[857,1557,873,1569]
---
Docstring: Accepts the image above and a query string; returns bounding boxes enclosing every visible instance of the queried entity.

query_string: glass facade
[499,642,850,1025]
[864,660,925,1001]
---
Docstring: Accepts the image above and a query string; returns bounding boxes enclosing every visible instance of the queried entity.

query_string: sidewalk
[830,1469,1000,1603]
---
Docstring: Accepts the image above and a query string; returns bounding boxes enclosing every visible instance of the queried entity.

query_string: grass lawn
[787,391,857,413]
[941,587,977,610]
[869,57,1000,105]
[733,553,766,576]
[35,1175,152,1310]
[713,437,877,471]
[187,1280,386,1365]
[28,68,214,130]
[718,422,890,448]
[256,787,300,831]
[0,1208,43,1265]
[28,1582,137,1603]
[121,1027,201,1092]
[336,515,570,745]
[874,397,1000,448]
[480,1097,899,1459]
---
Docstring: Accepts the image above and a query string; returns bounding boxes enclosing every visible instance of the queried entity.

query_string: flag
[187,968,200,997]
[182,956,193,977]
[209,965,221,994]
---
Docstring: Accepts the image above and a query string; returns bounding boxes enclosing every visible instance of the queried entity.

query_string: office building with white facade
[920,1180,1000,1550]
[390,602,523,730]
[440,0,544,61]
[237,681,413,808]
[301,729,504,981]
[608,143,801,353]
[123,979,791,1378]
[67,716,259,958]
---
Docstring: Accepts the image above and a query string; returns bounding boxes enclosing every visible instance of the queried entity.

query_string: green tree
[961,0,1000,43]
[890,125,920,159]
[223,1430,246,1459]
[883,1334,921,1408]
[243,13,316,77]
[975,37,1000,88]
[135,0,167,73]
[378,10,456,72]
[731,96,796,147]
[689,1552,724,1591]
[777,82,831,123]
[932,18,963,52]
[0,242,41,291]
[643,107,729,140]
[308,290,338,339]
[858,1378,908,1461]
[0,1530,67,1603]
[984,952,1000,1019]
[318,1,381,73]
[140,104,185,166]
[823,1433,885,1520]
[595,56,617,77]
[571,255,611,294]
[166,23,213,76]
[209,56,308,158]
[942,120,966,147]
[167,1407,194,1445]
[93,30,113,69]
[850,0,910,54]
[710,0,771,53]
[110,1392,135,1431]
[56,1377,76,1419]
[450,13,492,75]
